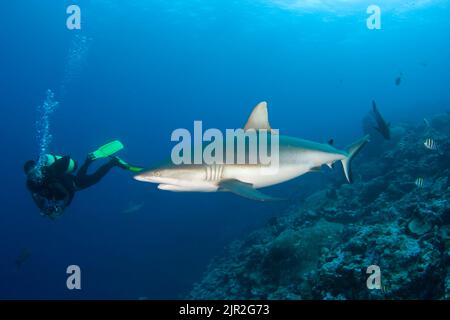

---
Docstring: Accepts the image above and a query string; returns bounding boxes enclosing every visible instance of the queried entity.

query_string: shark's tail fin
[341,135,370,183]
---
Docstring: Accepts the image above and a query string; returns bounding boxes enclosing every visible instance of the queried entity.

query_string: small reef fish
[415,177,424,188]
[424,138,438,150]
[423,118,430,128]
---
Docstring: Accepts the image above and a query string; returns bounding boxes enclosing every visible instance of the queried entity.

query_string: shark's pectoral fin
[218,179,284,202]
[310,166,322,172]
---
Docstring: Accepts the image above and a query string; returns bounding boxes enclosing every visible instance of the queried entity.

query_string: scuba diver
[24,140,143,219]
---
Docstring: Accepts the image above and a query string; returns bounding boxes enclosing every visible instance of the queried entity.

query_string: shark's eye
[153,171,161,177]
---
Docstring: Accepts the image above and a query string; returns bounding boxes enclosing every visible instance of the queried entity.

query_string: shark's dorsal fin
[244,101,272,132]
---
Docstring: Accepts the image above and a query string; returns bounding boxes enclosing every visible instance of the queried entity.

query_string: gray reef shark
[135,102,370,201]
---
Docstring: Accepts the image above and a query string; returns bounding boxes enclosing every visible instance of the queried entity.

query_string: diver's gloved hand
[41,209,57,220]
[41,200,65,219]
[86,152,96,162]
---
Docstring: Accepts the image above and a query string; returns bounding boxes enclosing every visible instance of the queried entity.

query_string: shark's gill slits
[205,164,224,182]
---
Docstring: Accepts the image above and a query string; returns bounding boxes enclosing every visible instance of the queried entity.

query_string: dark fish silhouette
[15,248,31,270]
[372,100,391,140]
[395,72,403,86]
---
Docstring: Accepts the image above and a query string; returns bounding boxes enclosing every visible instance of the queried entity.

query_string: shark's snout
[134,170,162,183]
[134,169,184,186]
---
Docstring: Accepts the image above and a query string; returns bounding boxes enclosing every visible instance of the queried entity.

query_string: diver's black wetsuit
[75,157,117,190]
[26,156,117,216]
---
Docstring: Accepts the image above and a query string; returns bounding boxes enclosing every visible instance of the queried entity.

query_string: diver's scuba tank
[41,154,77,174]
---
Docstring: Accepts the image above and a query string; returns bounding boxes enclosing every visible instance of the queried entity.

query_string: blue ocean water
[0,0,449,299]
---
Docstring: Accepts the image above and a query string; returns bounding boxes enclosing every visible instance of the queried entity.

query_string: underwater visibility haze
[1,0,450,300]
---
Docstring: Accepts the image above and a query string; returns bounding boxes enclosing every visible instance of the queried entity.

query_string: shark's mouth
[158,184,185,191]
[133,174,151,183]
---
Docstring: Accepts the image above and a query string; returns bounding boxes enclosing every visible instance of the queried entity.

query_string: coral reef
[189,112,450,300]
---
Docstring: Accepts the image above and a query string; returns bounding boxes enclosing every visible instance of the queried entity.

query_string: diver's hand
[86,153,96,162]
[43,206,63,219]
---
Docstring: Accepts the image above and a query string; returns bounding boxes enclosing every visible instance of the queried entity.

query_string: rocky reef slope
[189,112,450,299]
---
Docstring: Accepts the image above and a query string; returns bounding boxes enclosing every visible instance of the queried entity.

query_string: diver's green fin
[218,179,284,202]
[91,140,124,160]
[113,156,144,173]
[127,166,145,173]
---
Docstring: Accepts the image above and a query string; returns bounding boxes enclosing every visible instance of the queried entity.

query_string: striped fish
[415,177,424,188]
[424,138,438,150]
